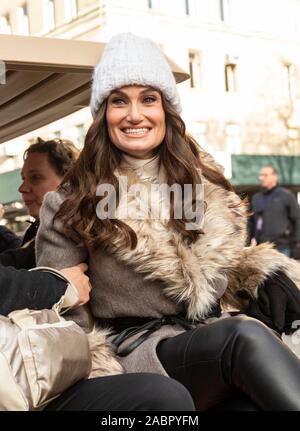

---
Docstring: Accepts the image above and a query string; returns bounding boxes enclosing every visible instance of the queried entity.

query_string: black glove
[244,271,300,335]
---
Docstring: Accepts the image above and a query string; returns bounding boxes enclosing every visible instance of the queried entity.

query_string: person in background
[248,165,300,257]
[0,204,21,252]
[0,138,79,269]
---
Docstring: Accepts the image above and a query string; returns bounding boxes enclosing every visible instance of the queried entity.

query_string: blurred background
[1,0,300,235]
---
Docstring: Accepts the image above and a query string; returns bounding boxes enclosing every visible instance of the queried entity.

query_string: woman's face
[18,152,62,218]
[106,85,166,159]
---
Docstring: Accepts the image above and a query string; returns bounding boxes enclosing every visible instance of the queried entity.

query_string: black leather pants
[156,315,300,411]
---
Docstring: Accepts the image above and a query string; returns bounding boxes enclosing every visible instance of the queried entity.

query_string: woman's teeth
[123,128,150,134]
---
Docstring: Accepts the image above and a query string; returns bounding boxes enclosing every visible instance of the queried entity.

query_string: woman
[0,137,79,269]
[37,33,300,411]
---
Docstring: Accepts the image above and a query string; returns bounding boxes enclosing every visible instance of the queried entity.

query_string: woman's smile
[121,127,152,137]
[106,85,165,159]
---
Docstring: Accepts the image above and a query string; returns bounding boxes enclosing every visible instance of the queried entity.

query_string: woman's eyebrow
[110,90,128,97]
[110,88,159,97]
[140,88,159,94]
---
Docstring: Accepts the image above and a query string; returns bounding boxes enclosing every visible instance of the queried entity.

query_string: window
[188,51,201,89]
[220,0,231,22]
[0,14,12,34]
[224,55,238,92]
[185,0,190,15]
[43,0,55,33]
[283,63,297,101]
[225,64,237,92]
[16,4,29,35]
[64,0,78,22]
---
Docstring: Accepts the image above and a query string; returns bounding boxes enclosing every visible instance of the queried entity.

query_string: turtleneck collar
[120,152,160,183]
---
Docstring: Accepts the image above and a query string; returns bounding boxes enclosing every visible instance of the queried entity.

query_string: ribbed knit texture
[90,32,182,117]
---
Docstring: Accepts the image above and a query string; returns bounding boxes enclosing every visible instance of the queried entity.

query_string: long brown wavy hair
[56,94,236,250]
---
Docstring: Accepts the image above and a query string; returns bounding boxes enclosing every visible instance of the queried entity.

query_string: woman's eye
[30,175,42,183]
[111,98,126,105]
[144,96,156,103]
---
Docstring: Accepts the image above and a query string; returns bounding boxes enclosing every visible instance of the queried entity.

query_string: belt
[105,314,201,357]
[99,302,222,357]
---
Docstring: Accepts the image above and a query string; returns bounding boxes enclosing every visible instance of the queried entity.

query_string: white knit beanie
[90,32,182,118]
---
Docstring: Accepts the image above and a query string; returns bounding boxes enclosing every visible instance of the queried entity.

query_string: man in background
[248,165,300,257]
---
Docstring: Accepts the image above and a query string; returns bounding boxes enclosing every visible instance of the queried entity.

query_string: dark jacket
[248,186,300,248]
[0,264,67,316]
[0,226,22,253]
[0,220,39,269]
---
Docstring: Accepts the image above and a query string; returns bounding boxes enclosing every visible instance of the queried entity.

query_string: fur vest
[36,163,300,376]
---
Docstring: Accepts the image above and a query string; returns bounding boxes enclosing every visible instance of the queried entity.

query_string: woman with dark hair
[0,138,79,269]
[20,137,80,222]
[37,33,300,411]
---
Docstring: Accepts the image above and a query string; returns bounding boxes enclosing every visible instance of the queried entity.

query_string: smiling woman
[36,32,300,411]
[106,86,166,159]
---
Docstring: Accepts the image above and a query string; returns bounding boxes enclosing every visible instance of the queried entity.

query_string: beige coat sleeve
[36,191,88,269]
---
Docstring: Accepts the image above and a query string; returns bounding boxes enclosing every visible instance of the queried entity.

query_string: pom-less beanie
[90,32,182,117]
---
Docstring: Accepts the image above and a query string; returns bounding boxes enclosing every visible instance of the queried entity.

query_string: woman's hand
[245,271,300,334]
[60,263,91,306]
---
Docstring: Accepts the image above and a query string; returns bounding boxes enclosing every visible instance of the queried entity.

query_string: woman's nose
[126,103,143,123]
[18,181,31,193]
